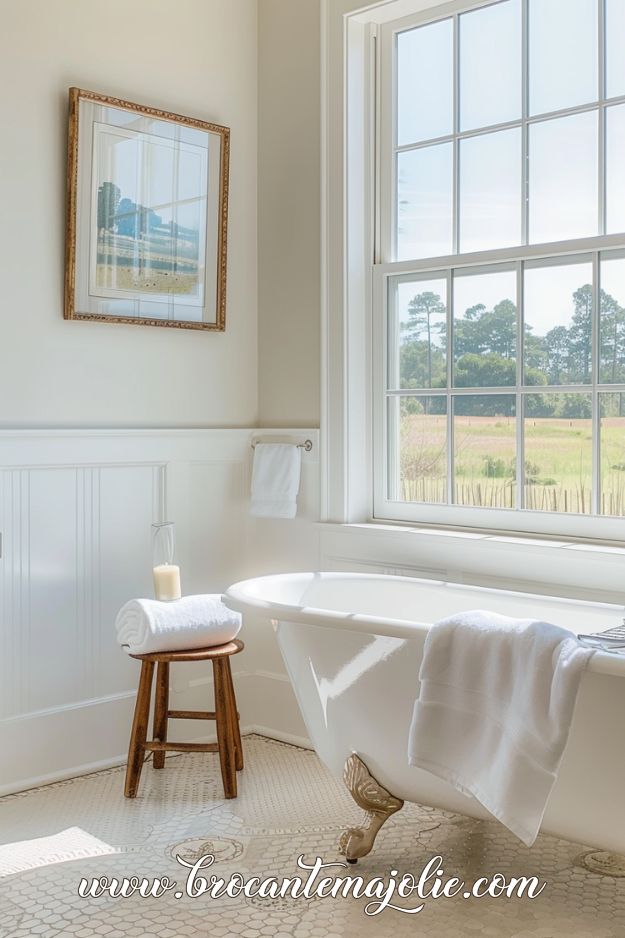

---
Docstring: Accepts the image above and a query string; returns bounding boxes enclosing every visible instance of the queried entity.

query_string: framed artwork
[64,88,229,330]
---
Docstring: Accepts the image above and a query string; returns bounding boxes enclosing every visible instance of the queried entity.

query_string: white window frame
[370,0,625,540]
[321,0,625,545]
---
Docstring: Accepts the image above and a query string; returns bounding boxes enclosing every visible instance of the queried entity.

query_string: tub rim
[223,571,625,678]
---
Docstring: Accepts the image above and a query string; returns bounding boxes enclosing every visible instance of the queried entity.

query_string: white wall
[257,0,321,427]
[0,0,258,429]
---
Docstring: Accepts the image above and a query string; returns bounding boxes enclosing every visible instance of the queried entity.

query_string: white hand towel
[408,610,594,846]
[115,594,242,655]
[250,443,302,519]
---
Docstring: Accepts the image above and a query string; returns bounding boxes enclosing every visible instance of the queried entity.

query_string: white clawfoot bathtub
[225,572,625,856]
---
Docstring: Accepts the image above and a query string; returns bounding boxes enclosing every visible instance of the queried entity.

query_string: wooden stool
[124,639,244,800]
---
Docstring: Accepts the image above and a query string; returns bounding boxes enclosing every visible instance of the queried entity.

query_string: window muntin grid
[391,0,625,263]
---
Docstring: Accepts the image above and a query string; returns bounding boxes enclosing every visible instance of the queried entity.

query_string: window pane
[606,104,625,235]
[524,261,593,384]
[606,0,625,99]
[600,393,625,516]
[397,144,453,260]
[389,396,447,503]
[453,395,516,508]
[397,19,453,146]
[459,0,522,132]
[453,269,517,387]
[529,0,598,116]
[391,277,447,390]
[459,128,522,253]
[600,256,625,383]
[524,394,592,513]
[529,111,598,244]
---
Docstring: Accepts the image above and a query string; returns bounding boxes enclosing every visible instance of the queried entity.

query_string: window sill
[315,520,625,558]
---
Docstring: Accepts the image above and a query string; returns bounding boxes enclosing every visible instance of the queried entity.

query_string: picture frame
[64,88,230,331]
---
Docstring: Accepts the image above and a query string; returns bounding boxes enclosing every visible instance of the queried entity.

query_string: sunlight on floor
[0,827,118,878]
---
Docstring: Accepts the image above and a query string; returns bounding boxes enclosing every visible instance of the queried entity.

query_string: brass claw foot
[338,753,404,863]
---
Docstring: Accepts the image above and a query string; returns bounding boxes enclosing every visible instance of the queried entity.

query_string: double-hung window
[374,0,625,538]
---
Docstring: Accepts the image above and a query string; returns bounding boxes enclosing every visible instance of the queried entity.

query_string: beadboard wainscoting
[0,429,318,794]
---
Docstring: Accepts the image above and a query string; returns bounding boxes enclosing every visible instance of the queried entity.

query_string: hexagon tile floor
[1,735,625,938]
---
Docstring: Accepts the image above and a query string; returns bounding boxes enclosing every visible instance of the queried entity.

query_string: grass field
[398,413,625,515]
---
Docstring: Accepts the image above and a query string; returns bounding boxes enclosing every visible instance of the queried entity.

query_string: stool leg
[124,660,154,798]
[213,658,237,798]
[152,661,169,770]
[225,658,244,771]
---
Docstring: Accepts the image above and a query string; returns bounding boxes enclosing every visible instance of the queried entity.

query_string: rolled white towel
[115,594,242,655]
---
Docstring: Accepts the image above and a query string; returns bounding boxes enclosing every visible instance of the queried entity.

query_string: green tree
[568,284,593,382]
[401,292,445,389]
[454,298,516,363]
[454,303,486,358]
[599,289,625,383]
[454,392,515,417]
[455,353,516,388]
[561,393,592,419]
[525,392,558,418]
[479,299,516,359]
[399,340,445,390]
[545,325,569,384]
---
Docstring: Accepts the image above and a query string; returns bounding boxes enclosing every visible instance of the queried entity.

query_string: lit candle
[153,563,181,601]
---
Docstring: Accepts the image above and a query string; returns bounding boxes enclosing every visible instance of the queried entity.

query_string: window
[375,0,625,536]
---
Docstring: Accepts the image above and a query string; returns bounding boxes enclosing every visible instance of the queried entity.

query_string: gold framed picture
[64,88,230,330]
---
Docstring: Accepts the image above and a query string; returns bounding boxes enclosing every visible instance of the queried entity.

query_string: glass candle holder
[152,522,182,601]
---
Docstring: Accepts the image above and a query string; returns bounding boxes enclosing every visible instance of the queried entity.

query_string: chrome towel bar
[251,438,313,452]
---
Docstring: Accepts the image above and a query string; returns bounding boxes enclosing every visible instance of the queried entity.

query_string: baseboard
[0,755,130,798]
[243,725,312,750]
[1,667,310,796]
[0,725,313,797]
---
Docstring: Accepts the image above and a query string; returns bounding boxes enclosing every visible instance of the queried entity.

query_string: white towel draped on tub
[408,610,594,846]
[115,595,242,655]
[250,443,302,519]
